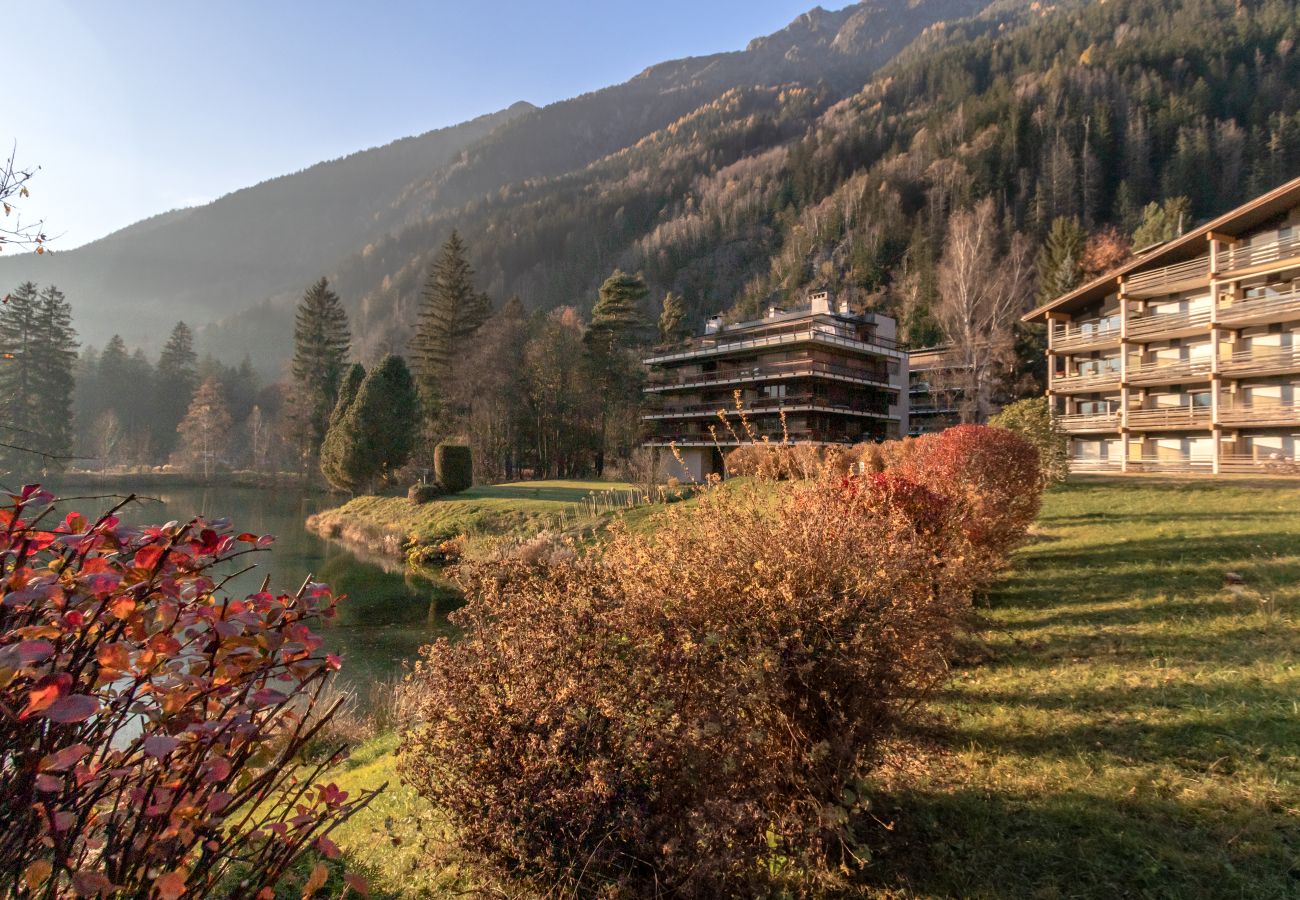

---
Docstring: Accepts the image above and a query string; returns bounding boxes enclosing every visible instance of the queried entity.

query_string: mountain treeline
[315,0,1300,361]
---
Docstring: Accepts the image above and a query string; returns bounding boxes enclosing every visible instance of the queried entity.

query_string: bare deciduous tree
[933,197,1036,423]
[0,146,48,257]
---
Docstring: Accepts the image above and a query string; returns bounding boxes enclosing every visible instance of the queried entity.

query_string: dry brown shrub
[398,470,973,896]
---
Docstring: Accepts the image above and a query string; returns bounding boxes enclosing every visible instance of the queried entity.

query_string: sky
[8,0,844,248]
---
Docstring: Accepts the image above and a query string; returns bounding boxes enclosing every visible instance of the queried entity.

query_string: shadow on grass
[856,784,1300,899]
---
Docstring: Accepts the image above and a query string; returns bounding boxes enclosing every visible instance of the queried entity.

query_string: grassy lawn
[323,479,1300,898]
[306,479,641,557]
[862,479,1300,898]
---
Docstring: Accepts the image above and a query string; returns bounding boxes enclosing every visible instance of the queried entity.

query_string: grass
[321,479,1300,898]
[306,479,643,558]
[860,479,1300,898]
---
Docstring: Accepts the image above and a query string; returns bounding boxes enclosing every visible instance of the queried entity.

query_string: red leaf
[20,673,71,719]
[71,869,115,897]
[153,870,187,900]
[142,735,180,758]
[40,742,92,772]
[44,694,99,724]
[343,873,370,898]
[133,545,166,570]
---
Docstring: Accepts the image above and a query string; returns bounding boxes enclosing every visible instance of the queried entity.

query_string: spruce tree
[1036,217,1086,305]
[153,322,198,458]
[291,277,351,462]
[320,356,419,493]
[411,230,491,427]
[0,282,47,471]
[658,291,687,345]
[32,285,78,466]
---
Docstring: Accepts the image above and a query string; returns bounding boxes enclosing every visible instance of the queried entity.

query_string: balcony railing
[644,325,903,365]
[1068,458,1124,473]
[1050,369,1121,392]
[1125,356,1213,385]
[1218,346,1300,377]
[1125,307,1211,341]
[1126,406,1212,429]
[1223,231,1300,274]
[644,395,892,420]
[646,359,888,392]
[643,430,861,447]
[1217,284,1300,327]
[1219,453,1300,475]
[1217,400,1300,427]
[1124,256,1211,297]
[1051,318,1121,352]
[1125,456,1214,474]
[1058,412,1121,433]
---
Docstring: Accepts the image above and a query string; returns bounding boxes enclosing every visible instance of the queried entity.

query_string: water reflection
[58,484,459,695]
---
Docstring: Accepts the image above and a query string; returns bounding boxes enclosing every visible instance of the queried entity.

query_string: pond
[54,483,460,700]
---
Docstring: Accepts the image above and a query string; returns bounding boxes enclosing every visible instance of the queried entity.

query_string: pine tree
[411,230,491,428]
[291,277,351,463]
[657,291,687,345]
[319,363,366,489]
[0,282,44,471]
[320,356,419,493]
[1132,197,1192,250]
[1036,217,1086,304]
[586,270,649,474]
[153,321,198,459]
[175,377,233,479]
[32,285,78,467]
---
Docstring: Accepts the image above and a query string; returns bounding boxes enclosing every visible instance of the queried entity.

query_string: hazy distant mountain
[0,103,532,357]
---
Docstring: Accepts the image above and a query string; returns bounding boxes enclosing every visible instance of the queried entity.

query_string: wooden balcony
[1058,412,1121,433]
[643,394,894,421]
[1217,400,1300,428]
[1051,319,1121,352]
[1217,285,1300,327]
[1125,456,1214,474]
[1124,256,1211,298]
[1126,406,1212,430]
[1125,307,1211,341]
[1125,356,1212,386]
[646,359,889,392]
[644,325,904,366]
[1218,346,1300,377]
[1050,369,1121,393]
[1222,231,1300,277]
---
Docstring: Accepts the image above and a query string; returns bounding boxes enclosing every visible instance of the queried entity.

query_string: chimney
[838,299,851,315]
[809,290,832,314]
[704,315,723,334]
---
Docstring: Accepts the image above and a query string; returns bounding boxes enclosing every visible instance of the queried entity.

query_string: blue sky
[8,1,842,248]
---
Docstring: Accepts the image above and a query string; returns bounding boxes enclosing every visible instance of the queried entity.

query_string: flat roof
[1023,174,1300,323]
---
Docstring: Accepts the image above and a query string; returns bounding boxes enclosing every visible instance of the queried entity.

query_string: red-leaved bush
[0,486,378,898]
[894,424,1043,570]
[399,471,975,896]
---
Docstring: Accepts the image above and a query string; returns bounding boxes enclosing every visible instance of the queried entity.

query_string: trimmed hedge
[407,481,444,504]
[433,444,473,494]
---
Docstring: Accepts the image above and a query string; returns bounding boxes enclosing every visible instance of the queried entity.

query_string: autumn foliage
[398,424,1042,895]
[0,486,377,898]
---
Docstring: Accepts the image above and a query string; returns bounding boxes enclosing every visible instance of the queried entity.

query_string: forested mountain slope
[320,0,1300,361]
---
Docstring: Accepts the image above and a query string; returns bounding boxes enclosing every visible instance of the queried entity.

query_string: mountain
[0,103,533,357]
[0,0,995,370]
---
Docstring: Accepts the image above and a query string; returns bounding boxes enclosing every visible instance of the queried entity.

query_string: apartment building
[1024,176,1300,475]
[642,291,908,480]
[907,346,965,435]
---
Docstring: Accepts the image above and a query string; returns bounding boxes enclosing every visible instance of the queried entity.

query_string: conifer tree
[291,277,351,462]
[320,356,419,493]
[411,230,491,428]
[1036,217,1086,304]
[657,291,687,345]
[1131,197,1192,250]
[175,377,233,479]
[586,270,649,475]
[152,321,198,458]
[32,285,78,466]
[319,362,366,490]
[0,282,42,464]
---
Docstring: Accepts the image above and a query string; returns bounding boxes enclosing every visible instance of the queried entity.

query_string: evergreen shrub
[433,444,473,494]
